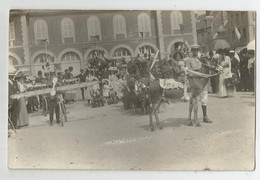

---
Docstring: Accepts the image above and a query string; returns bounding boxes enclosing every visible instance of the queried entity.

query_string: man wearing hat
[8,65,20,128]
[229,50,240,89]
[185,44,212,123]
[48,70,60,126]
[75,68,87,100]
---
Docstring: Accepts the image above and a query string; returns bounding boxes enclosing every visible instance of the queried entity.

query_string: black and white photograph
[7,9,255,171]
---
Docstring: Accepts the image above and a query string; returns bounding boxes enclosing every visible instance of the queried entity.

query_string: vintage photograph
[8,10,255,170]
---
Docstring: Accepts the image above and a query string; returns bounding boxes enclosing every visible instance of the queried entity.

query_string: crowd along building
[9,10,198,76]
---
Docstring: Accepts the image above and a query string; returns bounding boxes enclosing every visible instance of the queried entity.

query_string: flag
[140,32,144,39]
[235,26,241,40]
[179,24,185,34]
[213,32,218,39]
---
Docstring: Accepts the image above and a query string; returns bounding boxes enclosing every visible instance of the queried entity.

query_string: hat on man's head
[190,44,200,51]
[229,50,235,54]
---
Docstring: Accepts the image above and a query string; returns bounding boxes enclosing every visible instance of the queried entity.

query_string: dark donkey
[148,59,217,131]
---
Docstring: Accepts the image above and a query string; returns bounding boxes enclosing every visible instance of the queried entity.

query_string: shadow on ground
[139,117,188,131]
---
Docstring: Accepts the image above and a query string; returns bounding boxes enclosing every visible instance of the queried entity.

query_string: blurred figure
[8,66,19,129]
[48,71,60,126]
[208,50,219,94]
[15,72,29,128]
[27,77,39,113]
[239,49,250,91]
[63,69,76,103]
[229,50,240,91]
[248,50,255,92]
[76,68,87,100]
[218,49,233,97]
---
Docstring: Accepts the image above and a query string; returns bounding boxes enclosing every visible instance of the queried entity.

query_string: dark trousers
[39,95,43,108]
[27,96,39,113]
[42,96,50,114]
[80,88,85,100]
[8,100,19,128]
[49,97,60,123]
[210,76,219,94]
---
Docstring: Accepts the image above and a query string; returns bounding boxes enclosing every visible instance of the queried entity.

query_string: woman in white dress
[108,71,119,97]
[117,74,127,100]
[85,73,93,104]
[218,49,234,97]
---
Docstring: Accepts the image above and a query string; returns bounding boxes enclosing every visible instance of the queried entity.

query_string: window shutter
[117,16,121,33]
[36,22,41,39]
[119,17,124,33]
[41,21,47,39]
[9,22,15,41]
[65,20,69,37]
[68,20,72,37]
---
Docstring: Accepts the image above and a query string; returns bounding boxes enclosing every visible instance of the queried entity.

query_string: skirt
[17,97,29,127]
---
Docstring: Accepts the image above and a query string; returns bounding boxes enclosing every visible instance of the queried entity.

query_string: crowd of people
[8,45,255,129]
[207,48,255,96]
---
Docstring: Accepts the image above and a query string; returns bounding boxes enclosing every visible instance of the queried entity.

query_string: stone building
[226,11,255,50]
[196,11,229,52]
[9,10,198,76]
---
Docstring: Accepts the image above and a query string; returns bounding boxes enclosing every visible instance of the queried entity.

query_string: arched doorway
[112,47,132,62]
[9,55,19,67]
[87,49,105,60]
[169,41,189,59]
[34,53,56,76]
[9,52,23,70]
[137,45,156,59]
[61,52,81,76]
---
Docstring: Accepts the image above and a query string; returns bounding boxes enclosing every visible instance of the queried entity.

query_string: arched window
[34,19,49,44]
[61,52,80,62]
[170,11,183,33]
[34,54,54,64]
[9,56,19,66]
[112,47,131,58]
[61,18,75,43]
[138,45,156,57]
[113,14,127,39]
[87,49,105,60]
[9,22,15,47]
[87,16,101,41]
[137,13,151,37]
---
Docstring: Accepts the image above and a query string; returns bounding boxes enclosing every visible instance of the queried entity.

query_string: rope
[186,69,220,78]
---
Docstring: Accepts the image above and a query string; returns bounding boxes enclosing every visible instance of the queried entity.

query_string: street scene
[8,10,255,170]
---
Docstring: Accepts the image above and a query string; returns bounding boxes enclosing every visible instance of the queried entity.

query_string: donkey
[148,61,216,131]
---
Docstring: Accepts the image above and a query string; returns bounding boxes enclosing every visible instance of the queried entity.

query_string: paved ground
[8,92,255,170]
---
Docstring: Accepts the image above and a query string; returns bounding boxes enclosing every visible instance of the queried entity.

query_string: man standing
[48,71,60,126]
[76,68,87,100]
[8,66,20,129]
[185,44,212,123]
[248,50,255,92]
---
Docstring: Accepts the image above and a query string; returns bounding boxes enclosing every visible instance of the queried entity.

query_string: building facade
[196,11,229,52]
[226,11,255,50]
[9,10,198,76]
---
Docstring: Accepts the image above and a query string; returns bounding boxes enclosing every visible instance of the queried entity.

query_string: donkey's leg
[154,100,163,130]
[193,97,201,127]
[149,103,156,132]
[188,98,194,126]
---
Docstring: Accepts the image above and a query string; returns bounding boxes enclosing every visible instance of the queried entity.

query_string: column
[21,15,33,75]
[247,11,255,42]
[155,10,166,59]
[190,11,198,45]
